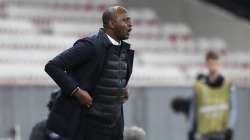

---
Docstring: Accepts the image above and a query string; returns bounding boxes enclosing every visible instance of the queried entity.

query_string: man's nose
[127,19,132,27]
[128,21,132,28]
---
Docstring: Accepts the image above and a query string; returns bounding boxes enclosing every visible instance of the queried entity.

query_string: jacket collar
[98,28,131,49]
[204,74,224,88]
[105,33,121,46]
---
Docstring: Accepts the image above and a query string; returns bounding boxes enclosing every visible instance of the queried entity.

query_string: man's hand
[74,88,93,108]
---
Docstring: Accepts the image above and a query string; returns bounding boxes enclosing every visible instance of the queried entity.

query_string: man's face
[206,59,220,76]
[112,9,132,40]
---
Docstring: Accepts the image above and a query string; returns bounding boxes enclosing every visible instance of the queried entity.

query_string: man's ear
[108,20,115,29]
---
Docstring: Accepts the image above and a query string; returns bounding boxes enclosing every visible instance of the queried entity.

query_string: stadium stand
[0,0,249,87]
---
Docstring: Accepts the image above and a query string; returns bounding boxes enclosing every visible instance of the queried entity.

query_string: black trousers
[46,109,124,140]
[76,110,124,140]
[84,121,123,140]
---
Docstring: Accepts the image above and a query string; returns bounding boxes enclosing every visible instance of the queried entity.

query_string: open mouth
[128,28,132,33]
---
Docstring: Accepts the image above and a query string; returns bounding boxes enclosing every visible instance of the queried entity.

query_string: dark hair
[102,8,115,28]
[206,50,219,61]
[102,6,127,29]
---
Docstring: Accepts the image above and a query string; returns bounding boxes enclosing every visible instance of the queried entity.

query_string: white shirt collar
[105,33,121,46]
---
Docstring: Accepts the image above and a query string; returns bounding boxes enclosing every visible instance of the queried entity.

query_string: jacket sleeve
[227,84,237,130]
[44,40,96,96]
[188,92,196,132]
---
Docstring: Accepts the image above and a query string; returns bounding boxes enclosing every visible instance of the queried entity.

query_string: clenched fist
[74,88,93,108]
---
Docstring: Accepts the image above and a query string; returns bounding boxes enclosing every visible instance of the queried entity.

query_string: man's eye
[124,18,130,22]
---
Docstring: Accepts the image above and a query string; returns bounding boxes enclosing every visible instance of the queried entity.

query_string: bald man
[45,6,134,140]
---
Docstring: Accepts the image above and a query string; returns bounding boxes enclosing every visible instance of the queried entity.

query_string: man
[44,6,134,140]
[29,90,61,140]
[188,51,237,140]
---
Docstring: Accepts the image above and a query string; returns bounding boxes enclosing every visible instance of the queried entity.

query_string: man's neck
[208,73,219,82]
[104,29,121,43]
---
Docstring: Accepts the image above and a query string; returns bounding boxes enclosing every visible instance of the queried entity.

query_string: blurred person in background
[188,51,237,140]
[29,90,61,140]
[124,126,146,140]
[44,6,134,140]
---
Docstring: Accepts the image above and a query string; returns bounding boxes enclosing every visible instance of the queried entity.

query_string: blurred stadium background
[0,0,250,140]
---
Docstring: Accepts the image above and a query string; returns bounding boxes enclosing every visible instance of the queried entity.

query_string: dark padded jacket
[44,29,134,140]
